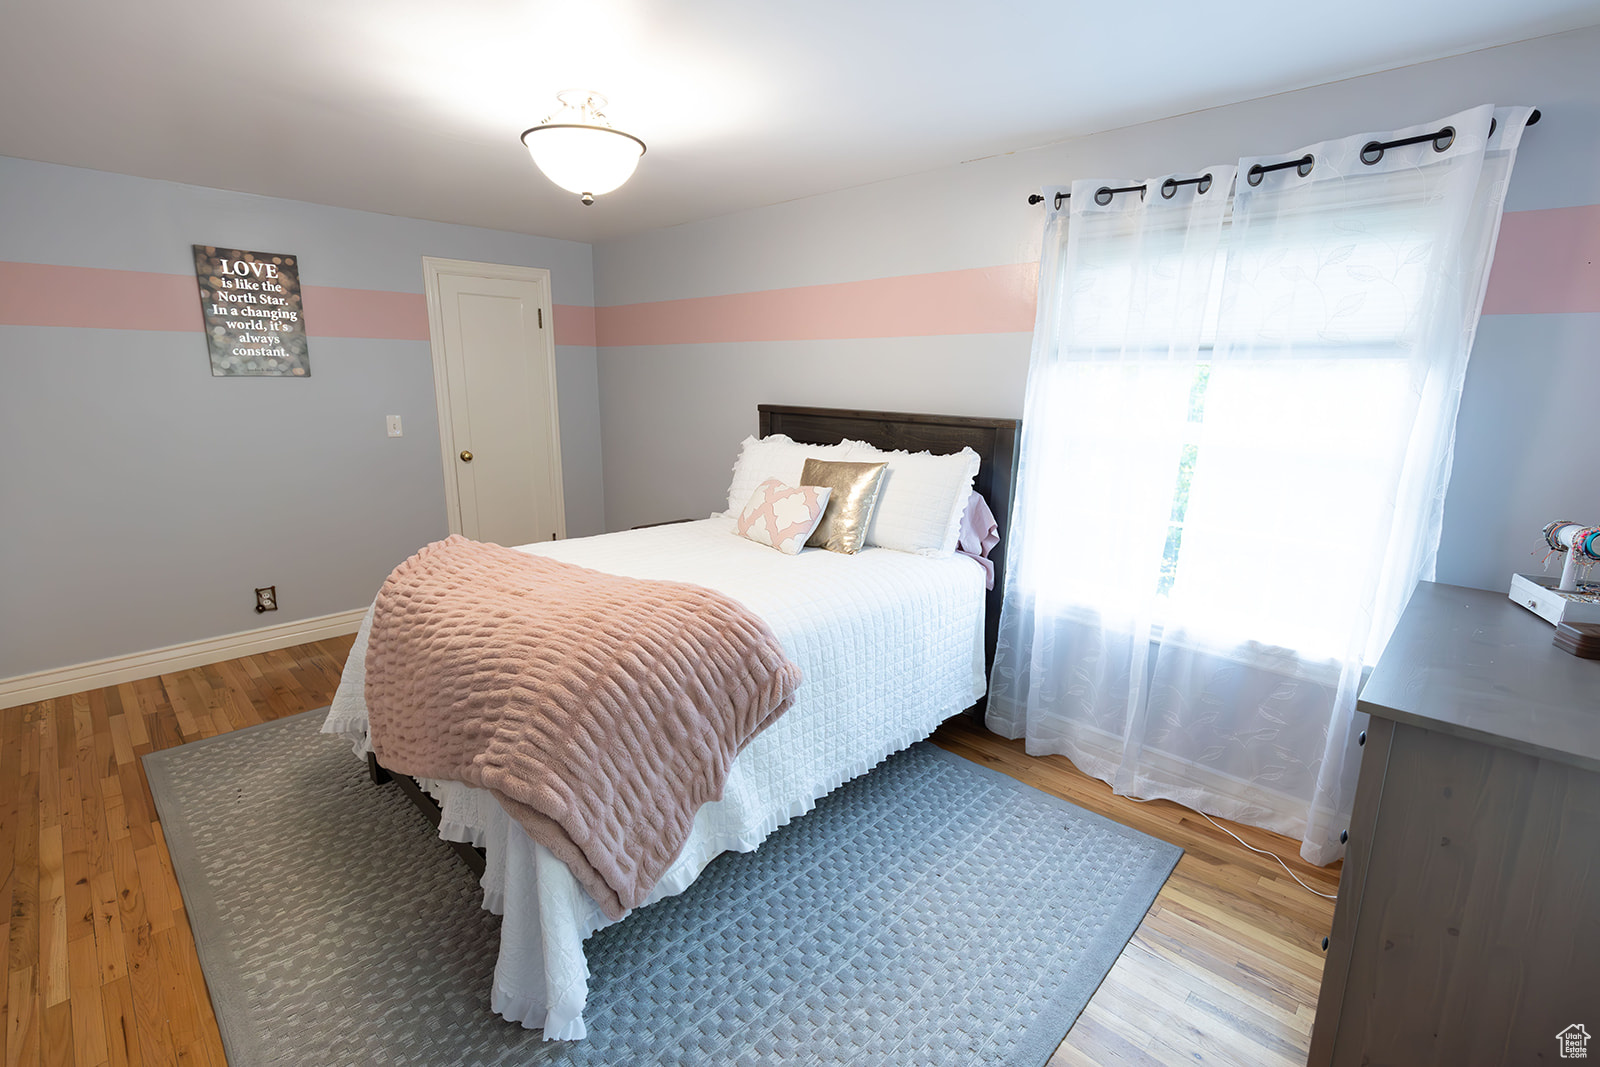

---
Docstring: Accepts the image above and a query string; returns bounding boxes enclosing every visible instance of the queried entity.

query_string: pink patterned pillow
[736,478,832,555]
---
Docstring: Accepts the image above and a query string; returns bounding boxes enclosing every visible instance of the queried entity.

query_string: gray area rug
[144,709,1180,1066]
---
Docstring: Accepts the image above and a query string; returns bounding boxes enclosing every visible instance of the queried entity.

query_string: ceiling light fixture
[520,91,646,206]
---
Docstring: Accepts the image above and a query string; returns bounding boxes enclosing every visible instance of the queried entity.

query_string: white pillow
[724,434,856,515]
[844,441,980,556]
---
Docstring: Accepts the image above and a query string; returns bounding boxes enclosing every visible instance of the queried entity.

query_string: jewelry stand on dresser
[1307,581,1600,1066]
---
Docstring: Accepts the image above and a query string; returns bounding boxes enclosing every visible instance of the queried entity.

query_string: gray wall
[0,157,601,678]
[596,335,1031,529]
[590,27,1600,593]
[6,28,1598,681]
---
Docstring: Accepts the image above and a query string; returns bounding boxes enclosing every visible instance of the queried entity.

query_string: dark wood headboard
[757,405,1021,688]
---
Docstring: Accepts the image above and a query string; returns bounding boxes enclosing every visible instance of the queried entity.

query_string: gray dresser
[1308,581,1600,1066]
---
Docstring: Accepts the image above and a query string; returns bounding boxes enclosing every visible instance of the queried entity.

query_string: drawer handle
[1340,829,1349,844]
[1529,598,1539,608]
[1321,936,1330,951]
[1358,731,1366,747]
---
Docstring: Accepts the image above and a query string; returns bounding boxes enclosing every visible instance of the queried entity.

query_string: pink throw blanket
[364,535,801,919]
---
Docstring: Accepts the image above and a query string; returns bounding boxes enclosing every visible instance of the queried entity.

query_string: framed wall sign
[193,246,310,376]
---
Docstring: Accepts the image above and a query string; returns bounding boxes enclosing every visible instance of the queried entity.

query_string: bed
[322,405,1020,1038]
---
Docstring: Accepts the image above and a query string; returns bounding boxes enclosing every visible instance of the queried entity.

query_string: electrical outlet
[386,415,403,437]
[255,586,277,613]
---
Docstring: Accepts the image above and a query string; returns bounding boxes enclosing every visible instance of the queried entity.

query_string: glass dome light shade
[520,123,646,198]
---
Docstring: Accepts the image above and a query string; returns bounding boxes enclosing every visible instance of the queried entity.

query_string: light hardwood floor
[1,637,1338,1066]
[931,724,1339,1066]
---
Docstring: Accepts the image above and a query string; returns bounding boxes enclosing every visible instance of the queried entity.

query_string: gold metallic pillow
[801,459,888,554]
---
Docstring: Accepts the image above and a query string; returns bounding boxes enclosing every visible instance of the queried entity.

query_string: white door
[423,258,565,546]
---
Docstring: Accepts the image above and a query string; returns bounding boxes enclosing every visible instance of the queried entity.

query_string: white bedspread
[323,515,986,1039]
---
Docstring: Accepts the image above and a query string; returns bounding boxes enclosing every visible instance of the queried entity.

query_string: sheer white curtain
[989,105,1531,864]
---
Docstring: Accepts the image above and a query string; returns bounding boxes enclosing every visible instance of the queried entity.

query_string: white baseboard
[0,608,367,709]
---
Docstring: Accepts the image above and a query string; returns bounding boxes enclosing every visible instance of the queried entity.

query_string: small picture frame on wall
[193,245,310,376]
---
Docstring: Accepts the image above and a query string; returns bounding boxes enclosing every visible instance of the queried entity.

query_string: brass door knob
[459,450,474,462]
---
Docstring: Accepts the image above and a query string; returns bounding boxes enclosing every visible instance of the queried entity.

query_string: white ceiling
[4,0,1599,244]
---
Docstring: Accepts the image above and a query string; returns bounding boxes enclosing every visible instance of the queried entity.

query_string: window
[1029,196,1446,659]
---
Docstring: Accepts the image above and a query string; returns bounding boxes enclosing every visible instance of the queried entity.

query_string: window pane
[1161,356,1416,655]
[1023,360,1194,615]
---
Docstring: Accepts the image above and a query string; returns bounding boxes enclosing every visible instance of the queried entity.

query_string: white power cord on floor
[1118,788,1339,901]
[1196,810,1338,901]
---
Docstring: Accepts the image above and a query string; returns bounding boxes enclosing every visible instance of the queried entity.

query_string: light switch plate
[386,415,402,437]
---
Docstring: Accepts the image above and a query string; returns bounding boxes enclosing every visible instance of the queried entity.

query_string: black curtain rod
[1026,108,1541,207]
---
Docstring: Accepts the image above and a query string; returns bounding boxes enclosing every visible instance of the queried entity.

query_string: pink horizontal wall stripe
[0,261,203,331]
[0,262,436,339]
[553,304,597,346]
[594,262,1041,347]
[1482,204,1600,315]
[299,286,428,339]
[587,205,1600,346]
[0,261,602,343]
[2,204,1593,344]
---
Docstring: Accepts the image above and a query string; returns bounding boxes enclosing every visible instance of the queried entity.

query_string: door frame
[421,256,565,539]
